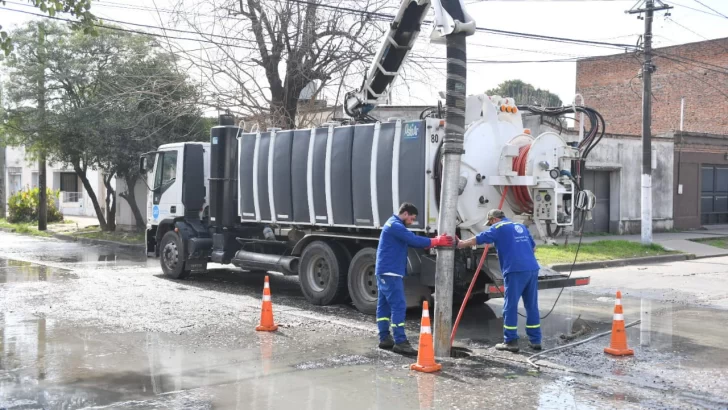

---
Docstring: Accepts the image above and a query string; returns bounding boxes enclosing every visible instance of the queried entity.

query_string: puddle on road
[0,259,77,282]
[459,290,728,371]
[0,233,149,268]
[0,311,656,409]
[1,290,727,409]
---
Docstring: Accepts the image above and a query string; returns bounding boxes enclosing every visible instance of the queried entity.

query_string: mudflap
[485,267,590,298]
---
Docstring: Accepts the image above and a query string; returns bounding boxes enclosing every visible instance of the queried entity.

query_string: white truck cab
[140,142,210,257]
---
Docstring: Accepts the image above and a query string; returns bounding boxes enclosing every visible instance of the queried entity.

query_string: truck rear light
[488,285,504,293]
[575,278,590,286]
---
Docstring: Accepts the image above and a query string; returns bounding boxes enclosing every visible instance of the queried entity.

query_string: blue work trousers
[502,269,542,344]
[376,275,408,344]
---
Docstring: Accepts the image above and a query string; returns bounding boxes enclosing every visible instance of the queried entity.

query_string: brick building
[575,37,728,136]
[576,37,728,231]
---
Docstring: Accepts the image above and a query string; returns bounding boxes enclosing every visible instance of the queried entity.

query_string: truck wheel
[347,248,378,315]
[159,231,190,279]
[299,241,348,305]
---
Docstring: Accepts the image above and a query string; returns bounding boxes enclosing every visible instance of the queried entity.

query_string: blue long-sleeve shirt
[375,215,432,277]
[475,218,540,276]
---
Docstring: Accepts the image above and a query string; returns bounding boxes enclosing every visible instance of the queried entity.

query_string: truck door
[148,148,184,224]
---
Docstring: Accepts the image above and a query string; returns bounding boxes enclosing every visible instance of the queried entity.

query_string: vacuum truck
[140,0,600,314]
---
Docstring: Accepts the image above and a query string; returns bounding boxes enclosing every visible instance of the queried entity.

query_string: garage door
[580,170,610,233]
[701,166,728,225]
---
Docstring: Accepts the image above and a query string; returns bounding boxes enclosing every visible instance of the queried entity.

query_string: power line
[472,26,638,49]
[0,5,589,66]
[0,6,261,51]
[664,16,728,54]
[6,0,725,73]
[670,0,727,18]
[652,49,728,75]
[4,1,253,43]
[692,0,728,19]
[411,56,580,63]
[281,0,641,50]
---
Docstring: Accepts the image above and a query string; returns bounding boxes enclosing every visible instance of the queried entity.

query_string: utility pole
[0,87,5,219]
[37,23,48,231]
[627,0,671,245]
[432,0,474,358]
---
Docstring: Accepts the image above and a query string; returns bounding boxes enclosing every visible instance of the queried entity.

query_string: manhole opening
[450,346,472,358]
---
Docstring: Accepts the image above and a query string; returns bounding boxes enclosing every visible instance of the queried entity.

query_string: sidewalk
[578,226,728,258]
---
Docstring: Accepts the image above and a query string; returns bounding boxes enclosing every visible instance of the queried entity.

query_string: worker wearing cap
[376,202,453,356]
[457,209,542,352]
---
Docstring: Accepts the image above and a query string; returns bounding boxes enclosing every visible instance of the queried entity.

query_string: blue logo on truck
[403,122,419,140]
[152,205,160,220]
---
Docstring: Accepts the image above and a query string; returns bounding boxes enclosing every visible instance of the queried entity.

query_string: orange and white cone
[604,290,634,356]
[410,301,442,373]
[256,275,279,332]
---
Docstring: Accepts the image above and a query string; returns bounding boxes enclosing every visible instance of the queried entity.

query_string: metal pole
[677,97,684,194]
[37,22,47,231]
[433,31,467,358]
[640,0,655,245]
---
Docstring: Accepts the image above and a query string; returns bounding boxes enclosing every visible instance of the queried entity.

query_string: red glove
[430,234,454,248]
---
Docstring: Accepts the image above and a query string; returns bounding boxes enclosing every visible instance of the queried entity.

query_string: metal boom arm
[343,0,432,120]
[343,0,475,121]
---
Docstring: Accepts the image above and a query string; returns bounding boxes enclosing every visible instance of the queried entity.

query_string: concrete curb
[50,233,145,252]
[549,253,694,272]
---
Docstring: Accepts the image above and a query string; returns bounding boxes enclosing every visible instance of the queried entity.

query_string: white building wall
[3,146,107,219]
[115,177,147,231]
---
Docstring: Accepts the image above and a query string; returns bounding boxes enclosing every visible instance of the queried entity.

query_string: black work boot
[379,336,394,350]
[529,341,542,351]
[495,340,520,353]
[392,340,418,357]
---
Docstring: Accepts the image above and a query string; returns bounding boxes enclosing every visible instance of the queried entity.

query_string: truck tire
[347,247,378,315]
[298,241,348,305]
[159,231,190,280]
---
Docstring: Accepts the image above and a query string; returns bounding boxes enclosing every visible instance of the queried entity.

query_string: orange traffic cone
[410,301,442,373]
[604,290,634,356]
[256,275,278,332]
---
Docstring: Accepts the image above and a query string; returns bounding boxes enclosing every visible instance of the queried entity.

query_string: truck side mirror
[139,154,153,174]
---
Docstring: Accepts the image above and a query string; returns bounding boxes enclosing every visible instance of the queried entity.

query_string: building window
[8,167,22,196]
[60,172,78,192]
[31,172,39,188]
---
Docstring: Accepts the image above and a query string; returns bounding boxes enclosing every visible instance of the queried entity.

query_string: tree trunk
[119,175,146,230]
[73,163,107,231]
[103,173,116,231]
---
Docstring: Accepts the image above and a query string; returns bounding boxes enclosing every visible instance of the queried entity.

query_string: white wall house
[114,177,147,231]
[4,146,111,219]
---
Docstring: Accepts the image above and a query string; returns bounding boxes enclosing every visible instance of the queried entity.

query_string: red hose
[450,186,509,346]
[512,144,533,213]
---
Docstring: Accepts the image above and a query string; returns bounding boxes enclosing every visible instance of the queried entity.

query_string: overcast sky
[2,0,727,110]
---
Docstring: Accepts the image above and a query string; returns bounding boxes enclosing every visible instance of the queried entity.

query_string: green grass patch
[72,230,144,245]
[536,240,676,266]
[0,218,52,237]
[691,237,728,249]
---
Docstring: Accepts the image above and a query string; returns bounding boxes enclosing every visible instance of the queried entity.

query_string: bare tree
[168,0,404,129]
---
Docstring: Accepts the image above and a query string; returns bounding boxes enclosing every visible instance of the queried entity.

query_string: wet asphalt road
[1,233,727,409]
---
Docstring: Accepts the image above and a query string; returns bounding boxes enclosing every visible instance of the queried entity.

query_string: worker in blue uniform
[376,202,453,356]
[457,209,542,353]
